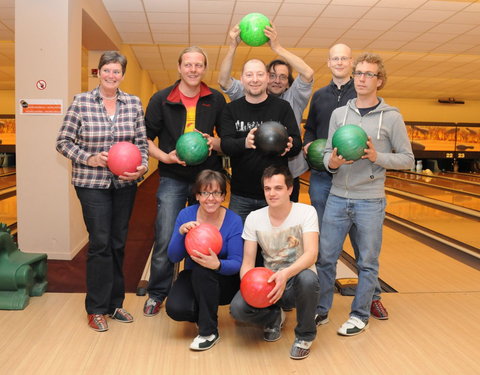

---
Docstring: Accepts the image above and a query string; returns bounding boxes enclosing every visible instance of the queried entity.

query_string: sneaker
[143,298,162,317]
[189,333,220,351]
[314,313,329,326]
[337,316,368,336]
[289,338,312,360]
[109,308,134,323]
[263,309,286,342]
[88,314,108,332]
[370,300,389,320]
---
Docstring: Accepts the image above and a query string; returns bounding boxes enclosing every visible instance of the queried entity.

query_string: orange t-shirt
[180,91,200,133]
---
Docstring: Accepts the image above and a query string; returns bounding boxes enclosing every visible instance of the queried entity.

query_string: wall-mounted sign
[19,99,63,115]
[36,80,47,90]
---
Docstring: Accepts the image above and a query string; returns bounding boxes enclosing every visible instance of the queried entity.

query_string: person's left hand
[264,23,279,49]
[361,136,377,162]
[119,165,147,181]
[280,136,293,156]
[266,269,288,304]
[191,249,221,270]
[197,129,214,153]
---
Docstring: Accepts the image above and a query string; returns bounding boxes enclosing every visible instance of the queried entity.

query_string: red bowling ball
[185,223,223,257]
[107,142,142,176]
[240,267,276,308]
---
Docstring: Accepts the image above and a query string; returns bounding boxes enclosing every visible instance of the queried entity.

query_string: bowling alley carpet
[46,174,158,293]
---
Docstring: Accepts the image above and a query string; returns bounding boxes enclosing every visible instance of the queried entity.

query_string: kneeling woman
[166,170,243,351]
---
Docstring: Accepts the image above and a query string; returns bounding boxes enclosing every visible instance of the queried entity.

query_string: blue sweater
[167,205,244,275]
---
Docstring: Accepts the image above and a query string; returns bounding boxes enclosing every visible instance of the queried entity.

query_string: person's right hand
[328,148,353,169]
[87,151,108,167]
[179,221,199,235]
[168,150,187,166]
[245,127,257,149]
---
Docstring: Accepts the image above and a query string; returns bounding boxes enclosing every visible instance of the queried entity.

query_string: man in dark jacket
[143,46,226,317]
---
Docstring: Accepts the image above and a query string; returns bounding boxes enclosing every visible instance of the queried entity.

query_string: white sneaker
[337,316,368,336]
[189,333,220,351]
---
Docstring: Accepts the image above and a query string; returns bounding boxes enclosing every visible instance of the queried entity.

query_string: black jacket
[145,81,226,182]
[303,78,356,144]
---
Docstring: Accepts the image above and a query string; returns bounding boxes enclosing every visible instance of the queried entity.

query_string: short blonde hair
[353,52,387,90]
[178,46,208,68]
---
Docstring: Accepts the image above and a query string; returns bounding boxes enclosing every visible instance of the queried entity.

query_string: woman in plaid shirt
[56,51,148,332]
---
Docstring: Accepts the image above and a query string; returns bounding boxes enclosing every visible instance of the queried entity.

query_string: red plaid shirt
[56,87,148,188]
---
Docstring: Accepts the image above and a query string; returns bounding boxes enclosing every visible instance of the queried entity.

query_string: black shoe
[315,313,329,326]
[263,309,286,342]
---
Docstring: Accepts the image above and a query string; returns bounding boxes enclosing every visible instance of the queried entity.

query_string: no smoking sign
[36,80,47,90]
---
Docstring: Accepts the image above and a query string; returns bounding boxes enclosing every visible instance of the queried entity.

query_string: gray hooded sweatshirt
[324,98,414,199]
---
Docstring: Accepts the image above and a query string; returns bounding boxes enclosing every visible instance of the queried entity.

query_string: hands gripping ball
[107,142,142,176]
[254,121,289,156]
[240,267,275,308]
[185,223,223,257]
[239,13,271,47]
[332,124,368,161]
[307,139,327,171]
[175,132,209,166]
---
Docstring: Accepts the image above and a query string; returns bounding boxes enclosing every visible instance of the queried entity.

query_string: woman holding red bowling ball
[56,51,148,332]
[166,170,243,351]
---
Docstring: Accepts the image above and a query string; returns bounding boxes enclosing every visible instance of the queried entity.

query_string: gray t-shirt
[223,76,312,177]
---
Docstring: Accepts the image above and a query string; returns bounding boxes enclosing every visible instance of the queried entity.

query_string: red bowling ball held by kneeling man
[240,267,276,308]
[107,142,142,176]
[185,223,223,257]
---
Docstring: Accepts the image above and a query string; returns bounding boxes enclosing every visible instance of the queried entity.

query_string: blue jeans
[75,185,137,314]
[147,176,194,301]
[310,171,382,300]
[317,195,386,321]
[230,269,319,341]
[228,193,267,223]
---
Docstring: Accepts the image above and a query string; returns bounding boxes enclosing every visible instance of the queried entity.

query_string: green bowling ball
[239,13,271,47]
[307,139,327,171]
[332,124,368,161]
[175,132,209,166]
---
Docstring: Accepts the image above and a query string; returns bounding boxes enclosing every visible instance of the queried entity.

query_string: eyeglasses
[353,71,379,79]
[329,56,351,62]
[199,191,223,198]
[269,73,289,81]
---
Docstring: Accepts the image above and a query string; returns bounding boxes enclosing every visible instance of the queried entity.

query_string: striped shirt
[56,87,148,189]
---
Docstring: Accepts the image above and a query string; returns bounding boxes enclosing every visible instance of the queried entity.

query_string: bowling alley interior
[0,0,479,374]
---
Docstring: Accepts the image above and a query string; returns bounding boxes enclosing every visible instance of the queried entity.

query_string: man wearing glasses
[218,23,313,202]
[316,53,414,336]
[305,44,389,324]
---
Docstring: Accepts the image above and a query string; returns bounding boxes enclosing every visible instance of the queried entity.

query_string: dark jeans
[75,185,137,314]
[230,269,320,341]
[147,176,195,302]
[291,177,300,203]
[166,268,240,336]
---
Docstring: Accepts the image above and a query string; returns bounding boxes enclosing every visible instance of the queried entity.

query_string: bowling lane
[440,171,480,182]
[386,174,480,212]
[388,171,480,195]
[299,179,480,292]
[386,193,479,250]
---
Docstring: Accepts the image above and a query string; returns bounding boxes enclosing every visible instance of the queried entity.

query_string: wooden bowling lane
[440,171,480,182]
[342,223,480,293]
[385,193,479,254]
[385,174,480,212]
[388,171,480,195]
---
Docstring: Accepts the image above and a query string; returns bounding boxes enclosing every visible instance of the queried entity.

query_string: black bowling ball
[254,121,289,155]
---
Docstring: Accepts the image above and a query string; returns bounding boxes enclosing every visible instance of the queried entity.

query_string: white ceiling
[1,0,480,100]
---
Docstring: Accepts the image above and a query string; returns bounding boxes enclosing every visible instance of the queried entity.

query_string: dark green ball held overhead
[239,13,271,47]
[307,138,327,171]
[175,131,209,166]
[332,124,368,161]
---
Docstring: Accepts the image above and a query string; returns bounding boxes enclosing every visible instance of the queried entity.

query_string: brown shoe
[370,300,389,320]
[88,314,108,332]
